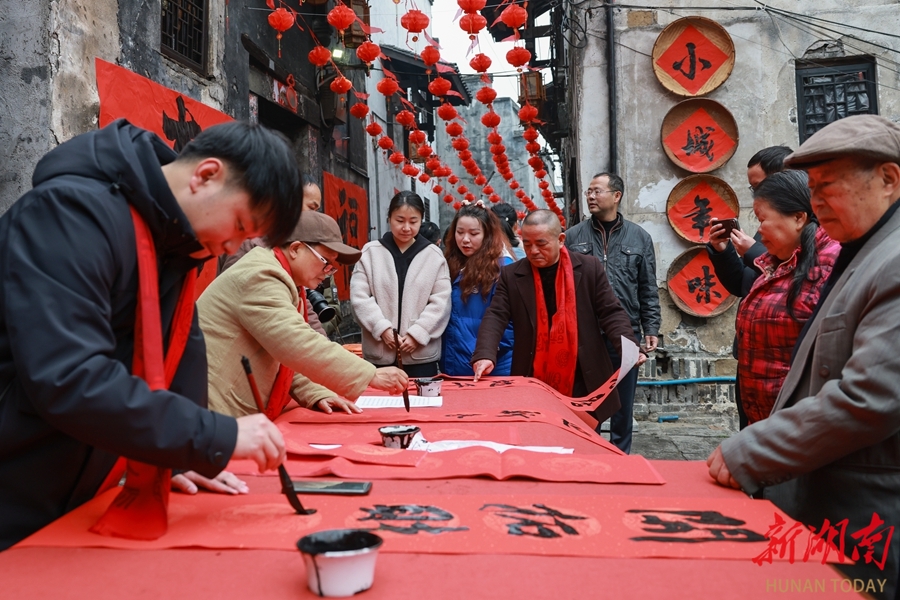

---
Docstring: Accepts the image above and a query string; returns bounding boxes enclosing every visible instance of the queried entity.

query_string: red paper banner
[669,181,737,243]
[655,25,730,95]
[19,490,815,564]
[669,252,729,316]
[663,108,736,173]
[323,171,370,301]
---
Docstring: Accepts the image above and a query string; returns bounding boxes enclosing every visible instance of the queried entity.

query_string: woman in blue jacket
[441,201,514,376]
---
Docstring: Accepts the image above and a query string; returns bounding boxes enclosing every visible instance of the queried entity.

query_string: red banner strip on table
[280,425,426,467]
[19,490,822,564]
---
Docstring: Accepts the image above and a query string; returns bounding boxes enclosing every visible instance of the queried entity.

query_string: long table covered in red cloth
[0,377,860,599]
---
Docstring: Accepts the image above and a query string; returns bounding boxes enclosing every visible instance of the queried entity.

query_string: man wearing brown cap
[708,115,900,598]
[198,210,408,419]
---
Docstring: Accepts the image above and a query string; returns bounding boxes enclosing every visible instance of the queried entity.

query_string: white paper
[615,335,641,388]
[355,395,443,408]
[407,432,572,455]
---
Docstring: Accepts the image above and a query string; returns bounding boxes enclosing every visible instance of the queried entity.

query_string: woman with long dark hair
[715,170,839,426]
[350,191,451,377]
[441,202,515,375]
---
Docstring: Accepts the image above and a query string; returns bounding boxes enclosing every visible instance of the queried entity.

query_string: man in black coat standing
[0,120,301,548]
[472,210,643,424]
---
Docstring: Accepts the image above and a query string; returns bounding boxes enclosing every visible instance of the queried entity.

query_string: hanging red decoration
[500,4,528,30]
[519,103,539,122]
[330,76,352,94]
[506,46,532,69]
[409,129,426,144]
[481,111,501,128]
[528,156,544,169]
[539,180,551,190]
[457,0,486,12]
[448,175,460,185]
[452,138,469,151]
[487,132,502,145]
[418,173,430,183]
[426,158,441,171]
[416,145,433,158]
[474,175,487,186]
[437,103,459,121]
[483,185,494,195]
[444,195,455,204]
[267,8,294,58]
[469,53,492,73]
[516,210,526,219]
[535,169,548,179]
[458,150,473,161]
[421,45,441,68]
[433,185,443,194]
[396,110,416,128]
[489,194,501,203]
[461,159,477,170]
[376,77,399,96]
[356,41,381,65]
[459,13,487,39]
[402,164,420,177]
[377,137,394,150]
[389,151,406,165]
[308,45,332,67]
[401,9,429,41]
[366,122,383,136]
[445,122,463,137]
[349,103,369,119]
[516,190,527,200]
[453,201,463,210]
[427,77,452,97]
[525,142,541,154]
[509,181,520,190]
[523,127,539,142]
[465,193,476,202]
[457,185,469,195]
[327,3,356,33]
[490,144,506,155]
[475,86,498,105]
[501,172,515,181]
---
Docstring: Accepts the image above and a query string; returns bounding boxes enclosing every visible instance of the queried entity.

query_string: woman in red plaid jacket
[710,170,839,426]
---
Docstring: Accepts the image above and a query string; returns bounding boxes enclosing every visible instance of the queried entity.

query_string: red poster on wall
[323,171,370,300]
[668,251,729,316]
[662,107,736,173]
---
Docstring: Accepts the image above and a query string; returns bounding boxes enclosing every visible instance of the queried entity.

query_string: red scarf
[264,246,306,419]
[90,206,197,540]
[532,246,579,395]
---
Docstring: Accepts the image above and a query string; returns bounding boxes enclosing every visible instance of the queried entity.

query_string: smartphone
[718,218,740,236]
[292,480,372,495]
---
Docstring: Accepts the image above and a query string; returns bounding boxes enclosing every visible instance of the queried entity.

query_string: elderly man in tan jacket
[198,210,408,418]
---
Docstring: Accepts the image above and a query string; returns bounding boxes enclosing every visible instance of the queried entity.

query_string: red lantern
[330,76,352,94]
[418,173,430,183]
[515,190,527,200]
[452,138,469,151]
[500,4,528,30]
[421,45,441,68]
[455,185,467,195]
[389,151,405,165]
[475,86,497,105]
[427,77,452,97]
[461,159,476,170]
[459,13,487,38]
[453,201,463,210]
[469,53,492,73]
[433,185,443,194]
[444,195,455,204]
[509,181,520,190]
[327,3,356,33]
[490,144,506,155]
[474,175,487,186]
[481,111,501,128]
[396,110,416,128]
[487,131,502,144]
[465,193,476,202]
[402,164,420,177]
[457,0,486,12]
[501,172,514,181]
[445,122,463,137]
[426,158,441,171]
[525,142,541,154]
[409,129,426,144]
[528,156,544,170]
[349,103,369,119]
[519,103,539,122]
[535,169,548,179]
[376,77,399,97]
[401,9,429,41]
[377,137,394,150]
[539,180,551,190]
[523,127,539,142]
[483,185,494,195]
[506,46,531,69]
[268,8,294,58]
[448,175,460,185]
[458,150,473,161]
[366,122,383,137]
[416,145,433,158]
[308,45,331,67]
[489,194,501,203]
[356,41,381,65]
[437,103,458,121]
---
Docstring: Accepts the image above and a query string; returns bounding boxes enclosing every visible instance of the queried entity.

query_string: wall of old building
[564,0,900,418]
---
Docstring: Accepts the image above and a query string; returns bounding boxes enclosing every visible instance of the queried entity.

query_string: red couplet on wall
[323,172,370,300]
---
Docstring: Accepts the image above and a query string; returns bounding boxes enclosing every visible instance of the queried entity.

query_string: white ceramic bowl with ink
[378,425,420,449]
[297,529,383,597]
[414,377,442,397]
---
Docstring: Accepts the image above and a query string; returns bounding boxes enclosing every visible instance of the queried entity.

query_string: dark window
[161,0,209,75]
[795,57,877,144]
[423,198,431,223]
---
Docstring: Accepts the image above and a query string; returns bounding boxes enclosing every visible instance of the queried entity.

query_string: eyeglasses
[302,242,339,275]
[584,188,614,197]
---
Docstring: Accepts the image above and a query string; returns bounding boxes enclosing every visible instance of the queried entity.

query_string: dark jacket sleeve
[2,190,236,477]
[742,240,767,269]
[637,231,661,337]
[707,243,759,298]
[471,265,514,366]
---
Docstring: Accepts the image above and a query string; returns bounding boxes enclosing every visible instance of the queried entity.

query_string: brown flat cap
[785,115,900,168]
[288,210,361,264]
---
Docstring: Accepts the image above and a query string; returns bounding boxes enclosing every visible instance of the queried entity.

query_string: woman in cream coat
[351,191,451,377]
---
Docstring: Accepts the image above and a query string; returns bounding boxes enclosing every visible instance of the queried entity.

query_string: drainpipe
[606,0,618,172]
[637,377,735,387]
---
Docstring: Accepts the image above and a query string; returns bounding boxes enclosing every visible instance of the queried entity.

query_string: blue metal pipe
[637,376,735,387]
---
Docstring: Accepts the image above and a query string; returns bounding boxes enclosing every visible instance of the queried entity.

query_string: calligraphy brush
[393,329,410,412]
[240,355,316,515]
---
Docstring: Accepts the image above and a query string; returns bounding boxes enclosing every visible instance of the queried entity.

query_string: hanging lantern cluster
[520,105,563,224]
[267,7,295,58]
[457,0,487,40]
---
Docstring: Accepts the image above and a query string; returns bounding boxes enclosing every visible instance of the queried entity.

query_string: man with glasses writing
[198,210,408,419]
[565,172,661,453]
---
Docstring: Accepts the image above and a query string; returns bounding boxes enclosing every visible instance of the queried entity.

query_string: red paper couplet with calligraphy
[667,248,734,317]
[323,171,370,300]
[667,175,739,243]
[652,17,735,97]
[661,99,738,173]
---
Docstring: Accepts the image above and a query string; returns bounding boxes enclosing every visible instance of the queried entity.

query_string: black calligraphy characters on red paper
[687,265,722,304]
[627,509,767,543]
[333,187,359,292]
[673,42,712,81]
[497,410,540,418]
[753,512,894,570]
[685,195,713,240]
[481,503,586,538]
[162,96,202,152]
[357,504,469,535]
[682,126,716,162]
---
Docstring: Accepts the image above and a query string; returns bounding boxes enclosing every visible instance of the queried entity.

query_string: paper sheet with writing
[356,395,443,408]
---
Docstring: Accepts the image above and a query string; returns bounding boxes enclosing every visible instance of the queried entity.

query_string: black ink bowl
[297,529,384,597]
[378,425,420,449]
